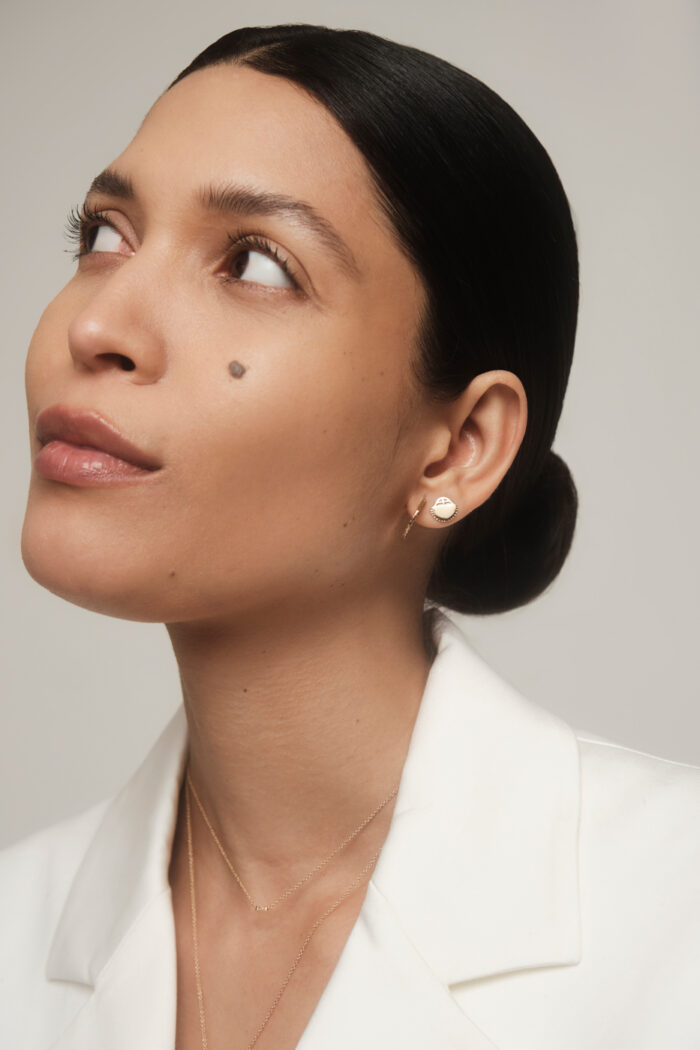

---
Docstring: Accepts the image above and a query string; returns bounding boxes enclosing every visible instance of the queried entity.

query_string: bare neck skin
[166,592,434,894]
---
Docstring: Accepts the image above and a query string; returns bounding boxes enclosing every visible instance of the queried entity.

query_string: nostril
[96,353,136,371]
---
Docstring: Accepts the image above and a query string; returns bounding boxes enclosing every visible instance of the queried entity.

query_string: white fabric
[2,608,699,1048]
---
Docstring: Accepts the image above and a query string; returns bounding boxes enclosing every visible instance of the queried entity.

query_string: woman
[2,23,699,1050]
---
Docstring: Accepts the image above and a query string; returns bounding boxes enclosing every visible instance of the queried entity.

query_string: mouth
[34,404,162,486]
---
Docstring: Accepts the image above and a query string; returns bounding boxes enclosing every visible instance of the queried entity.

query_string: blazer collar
[370,608,582,984]
[47,608,581,993]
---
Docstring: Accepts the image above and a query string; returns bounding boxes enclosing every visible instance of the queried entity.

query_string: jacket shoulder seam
[575,732,700,773]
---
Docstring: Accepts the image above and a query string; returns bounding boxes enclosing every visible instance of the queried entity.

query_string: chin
[20,493,170,623]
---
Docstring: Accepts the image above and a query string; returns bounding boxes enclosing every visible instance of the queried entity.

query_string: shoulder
[574,726,700,867]
[448,713,700,1044]
[573,730,700,986]
[574,728,700,836]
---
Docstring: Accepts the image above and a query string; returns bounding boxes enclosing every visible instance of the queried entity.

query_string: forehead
[117,65,385,244]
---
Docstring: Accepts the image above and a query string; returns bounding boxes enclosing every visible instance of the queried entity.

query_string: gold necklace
[185,764,399,912]
[185,778,384,1050]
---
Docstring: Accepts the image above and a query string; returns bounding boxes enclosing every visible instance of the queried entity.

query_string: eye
[224,234,298,291]
[88,224,127,253]
[64,204,130,259]
[233,249,294,288]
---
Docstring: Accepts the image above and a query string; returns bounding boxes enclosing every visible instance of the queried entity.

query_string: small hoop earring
[429,496,458,522]
[402,496,426,540]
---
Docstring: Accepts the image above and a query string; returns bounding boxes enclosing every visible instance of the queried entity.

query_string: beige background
[1,0,698,849]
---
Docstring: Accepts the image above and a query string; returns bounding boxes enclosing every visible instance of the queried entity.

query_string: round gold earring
[429,496,458,522]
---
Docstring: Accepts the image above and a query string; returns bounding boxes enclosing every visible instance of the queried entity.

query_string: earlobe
[401,493,459,540]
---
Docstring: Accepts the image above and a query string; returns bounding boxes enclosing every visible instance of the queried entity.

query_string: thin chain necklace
[185,777,385,1050]
[185,764,399,912]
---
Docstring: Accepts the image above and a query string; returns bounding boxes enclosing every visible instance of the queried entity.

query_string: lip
[34,404,162,486]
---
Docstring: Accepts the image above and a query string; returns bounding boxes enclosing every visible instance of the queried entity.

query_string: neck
[166,593,435,893]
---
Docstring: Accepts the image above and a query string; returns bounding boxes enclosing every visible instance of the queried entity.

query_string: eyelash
[63,204,300,291]
[64,204,113,260]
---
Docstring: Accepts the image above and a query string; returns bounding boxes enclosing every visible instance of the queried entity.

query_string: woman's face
[22,65,427,623]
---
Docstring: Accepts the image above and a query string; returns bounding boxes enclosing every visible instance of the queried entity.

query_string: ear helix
[402,495,458,540]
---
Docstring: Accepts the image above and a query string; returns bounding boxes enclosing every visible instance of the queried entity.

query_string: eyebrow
[85,167,360,280]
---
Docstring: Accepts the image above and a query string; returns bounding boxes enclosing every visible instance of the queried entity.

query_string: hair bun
[427,450,578,615]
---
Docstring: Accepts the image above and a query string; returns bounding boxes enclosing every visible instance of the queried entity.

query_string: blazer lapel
[45,609,582,1049]
[49,889,177,1050]
[298,608,582,1047]
[47,706,188,1050]
[367,609,582,986]
[297,880,501,1049]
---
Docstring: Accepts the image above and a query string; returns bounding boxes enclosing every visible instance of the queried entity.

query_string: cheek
[154,325,407,606]
[171,365,374,539]
[178,324,403,517]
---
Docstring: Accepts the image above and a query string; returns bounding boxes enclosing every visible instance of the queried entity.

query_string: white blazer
[2,609,700,1049]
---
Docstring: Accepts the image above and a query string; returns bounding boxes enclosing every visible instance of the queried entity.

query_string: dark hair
[168,24,579,615]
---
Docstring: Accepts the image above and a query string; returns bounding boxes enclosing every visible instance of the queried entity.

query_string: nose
[67,260,167,383]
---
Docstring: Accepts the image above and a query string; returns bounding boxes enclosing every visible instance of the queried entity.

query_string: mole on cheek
[228,360,247,378]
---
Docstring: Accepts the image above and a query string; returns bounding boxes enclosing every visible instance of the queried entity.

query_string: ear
[406,370,528,531]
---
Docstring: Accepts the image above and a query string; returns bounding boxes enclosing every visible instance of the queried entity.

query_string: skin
[21,65,527,1047]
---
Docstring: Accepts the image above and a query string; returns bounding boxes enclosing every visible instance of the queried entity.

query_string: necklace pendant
[255,904,269,912]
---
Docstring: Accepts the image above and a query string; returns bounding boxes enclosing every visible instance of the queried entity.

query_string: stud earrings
[429,496,458,522]
[402,495,458,539]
